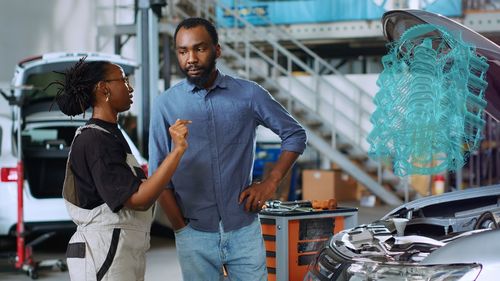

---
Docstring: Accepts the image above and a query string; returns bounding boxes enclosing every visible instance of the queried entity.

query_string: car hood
[314,222,495,280]
[306,185,500,280]
[382,9,500,122]
[382,184,500,219]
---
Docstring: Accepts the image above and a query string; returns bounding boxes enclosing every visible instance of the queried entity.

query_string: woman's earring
[106,93,110,102]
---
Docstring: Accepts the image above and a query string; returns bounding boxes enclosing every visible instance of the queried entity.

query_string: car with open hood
[305,185,500,281]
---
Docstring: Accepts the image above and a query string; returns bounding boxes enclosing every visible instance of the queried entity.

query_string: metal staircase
[166,0,402,205]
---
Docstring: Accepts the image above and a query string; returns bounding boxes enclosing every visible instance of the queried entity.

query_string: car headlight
[305,249,347,281]
[307,251,482,281]
[346,262,481,281]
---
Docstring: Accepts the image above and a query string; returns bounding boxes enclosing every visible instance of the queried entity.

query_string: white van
[0,52,146,237]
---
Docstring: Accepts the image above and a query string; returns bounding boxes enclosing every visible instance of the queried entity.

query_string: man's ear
[215,44,221,59]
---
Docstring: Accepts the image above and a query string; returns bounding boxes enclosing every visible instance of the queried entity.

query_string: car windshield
[19,67,135,114]
[21,71,64,103]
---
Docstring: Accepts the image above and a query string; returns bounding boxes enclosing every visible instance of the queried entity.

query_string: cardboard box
[302,170,335,200]
[334,171,362,201]
[410,174,432,196]
[302,169,361,202]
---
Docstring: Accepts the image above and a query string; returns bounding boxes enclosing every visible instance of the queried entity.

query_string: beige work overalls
[63,124,154,281]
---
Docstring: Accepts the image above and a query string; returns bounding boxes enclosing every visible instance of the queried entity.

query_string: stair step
[363,158,380,173]
[348,152,368,161]
[336,141,353,151]
[303,119,322,128]
[274,95,288,104]
[381,170,401,186]
[292,107,307,117]
[318,130,333,140]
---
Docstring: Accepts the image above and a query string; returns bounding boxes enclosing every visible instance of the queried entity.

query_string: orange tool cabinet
[259,208,358,281]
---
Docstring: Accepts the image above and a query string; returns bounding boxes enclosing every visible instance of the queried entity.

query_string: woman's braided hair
[51,56,111,116]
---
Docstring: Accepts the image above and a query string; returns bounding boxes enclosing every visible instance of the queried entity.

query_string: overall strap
[63,124,112,205]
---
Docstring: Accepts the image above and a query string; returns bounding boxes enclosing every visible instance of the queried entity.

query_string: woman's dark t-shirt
[69,118,146,212]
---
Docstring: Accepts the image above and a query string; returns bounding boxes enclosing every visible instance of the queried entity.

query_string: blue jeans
[174,218,267,281]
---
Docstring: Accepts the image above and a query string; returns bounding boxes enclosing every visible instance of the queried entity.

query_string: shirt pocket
[186,115,209,141]
[218,102,251,144]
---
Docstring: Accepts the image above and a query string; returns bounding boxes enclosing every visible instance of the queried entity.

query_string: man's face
[175,25,221,88]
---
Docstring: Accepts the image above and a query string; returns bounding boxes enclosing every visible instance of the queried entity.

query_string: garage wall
[0,0,136,113]
[0,0,139,79]
[0,0,96,81]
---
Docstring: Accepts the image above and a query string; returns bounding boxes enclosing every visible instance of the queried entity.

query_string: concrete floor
[0,203,394,281]
[0,234,181,281]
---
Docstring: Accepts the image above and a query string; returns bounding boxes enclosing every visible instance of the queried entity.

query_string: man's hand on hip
[239,180,278,212]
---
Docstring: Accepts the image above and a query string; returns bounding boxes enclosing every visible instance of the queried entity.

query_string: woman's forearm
[125,147,185,210]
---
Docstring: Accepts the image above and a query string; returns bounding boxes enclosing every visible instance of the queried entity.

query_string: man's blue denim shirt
[149,71,307,232]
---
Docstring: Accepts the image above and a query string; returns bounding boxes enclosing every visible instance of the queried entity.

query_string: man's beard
[181,55,217,88]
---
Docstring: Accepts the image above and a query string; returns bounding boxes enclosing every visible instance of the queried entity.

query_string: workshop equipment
[264,200,313,212]
[264,199,337,212]
[259,202,357,281]
[1,88,66,279]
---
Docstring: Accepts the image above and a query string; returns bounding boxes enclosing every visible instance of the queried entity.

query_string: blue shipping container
[216,0,463,27]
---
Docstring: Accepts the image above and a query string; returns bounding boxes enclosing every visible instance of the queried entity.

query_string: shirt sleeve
[89,136,143,212]
[148,94,173,188]
[251,83,307,154]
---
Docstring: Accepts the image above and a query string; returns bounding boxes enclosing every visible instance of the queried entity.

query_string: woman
[54,57,189,281]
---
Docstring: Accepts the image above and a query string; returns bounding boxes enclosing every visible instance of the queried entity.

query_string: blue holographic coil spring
[367,24,489,176]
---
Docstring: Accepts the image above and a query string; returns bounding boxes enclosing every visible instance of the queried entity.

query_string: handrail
[215,1,373,117]
[244,42,364,135]
[215,0,376,128]
[224,0,376,90]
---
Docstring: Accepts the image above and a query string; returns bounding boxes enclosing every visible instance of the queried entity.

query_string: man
[149,17,307,280]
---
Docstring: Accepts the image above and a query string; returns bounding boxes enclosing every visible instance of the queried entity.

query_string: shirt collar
[186,69,228,93]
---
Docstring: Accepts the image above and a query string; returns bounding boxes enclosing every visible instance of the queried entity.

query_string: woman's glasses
[104,76,130,86]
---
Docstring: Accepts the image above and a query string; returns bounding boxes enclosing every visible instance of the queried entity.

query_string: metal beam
[136,0,163,156]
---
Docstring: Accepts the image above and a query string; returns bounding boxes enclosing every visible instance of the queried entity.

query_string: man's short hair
[174,17,219,46]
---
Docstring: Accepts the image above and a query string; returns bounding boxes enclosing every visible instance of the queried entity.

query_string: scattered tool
[312,199,337,210]
[265,200,314,212]
[264,199,337,212]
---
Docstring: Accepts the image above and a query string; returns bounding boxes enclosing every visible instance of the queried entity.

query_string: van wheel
[56,260,68,272]
[28,267,38,279]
